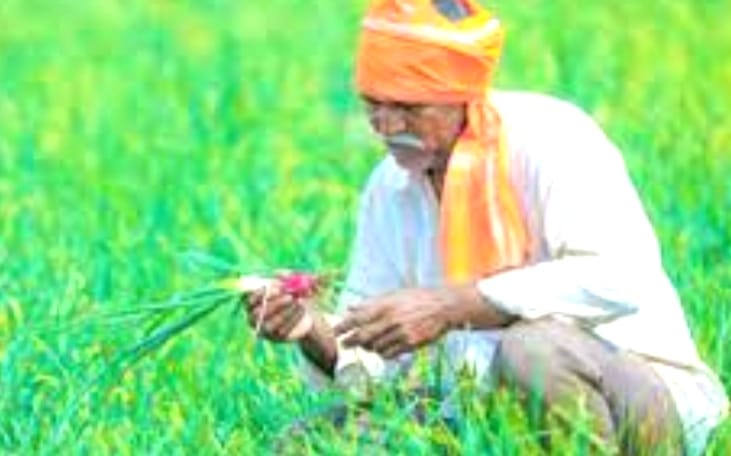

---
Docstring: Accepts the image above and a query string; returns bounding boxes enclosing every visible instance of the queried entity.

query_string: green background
[1,0,729,453]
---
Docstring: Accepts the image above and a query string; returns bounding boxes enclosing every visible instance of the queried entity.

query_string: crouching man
[245,1,728,453]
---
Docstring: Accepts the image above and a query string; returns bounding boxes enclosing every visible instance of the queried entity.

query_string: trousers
[492,318,684,454]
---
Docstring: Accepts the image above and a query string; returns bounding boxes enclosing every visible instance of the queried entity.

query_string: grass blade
[51,295,235,447]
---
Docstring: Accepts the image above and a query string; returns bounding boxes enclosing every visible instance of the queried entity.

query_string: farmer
[244,0,728,453]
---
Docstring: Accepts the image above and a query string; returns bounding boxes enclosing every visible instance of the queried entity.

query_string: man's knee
[492,319,564,389]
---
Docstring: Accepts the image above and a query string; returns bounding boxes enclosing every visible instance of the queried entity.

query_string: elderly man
[245,0,728,453]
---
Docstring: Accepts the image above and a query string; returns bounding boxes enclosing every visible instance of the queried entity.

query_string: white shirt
[303,91,728,455]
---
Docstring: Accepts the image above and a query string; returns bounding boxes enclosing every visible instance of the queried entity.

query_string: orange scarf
[355,0,530,282]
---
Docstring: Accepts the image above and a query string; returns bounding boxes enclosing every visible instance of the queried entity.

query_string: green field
[1,0,729,453]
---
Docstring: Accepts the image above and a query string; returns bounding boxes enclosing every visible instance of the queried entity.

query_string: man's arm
[474,99,663,326]
[298,311,338,376]
[333,283,515,359]
[440,282,518,329]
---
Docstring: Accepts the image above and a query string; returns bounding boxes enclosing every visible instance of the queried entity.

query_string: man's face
[363,96,466,173]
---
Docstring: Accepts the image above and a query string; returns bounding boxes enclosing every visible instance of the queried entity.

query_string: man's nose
[371,106,408,136]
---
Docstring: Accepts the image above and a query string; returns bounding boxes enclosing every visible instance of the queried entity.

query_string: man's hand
[333,284,516,359]
[333,288,458,359]
[242,278,338,376]
[244,282,312,342]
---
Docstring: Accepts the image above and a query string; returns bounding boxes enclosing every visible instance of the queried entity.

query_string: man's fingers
[371,330,406,357]
[333,316,357,337]
[278,307,310,340]
[380,329,412,359]
[342,320,395,350]
[265,303,305,339]
[264,302,300,332]
[256,293,295,320]
[382,343,408,360]
[334,302,387,336]
[279,304,305,335]
[246,281,284,305]
[243,288,266,313]
[246,289,294,330]
[340,327,362,347]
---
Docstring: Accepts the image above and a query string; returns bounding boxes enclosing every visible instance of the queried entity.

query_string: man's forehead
[362,96,465,114]
[361,95,427,107]
[361,96,466,116]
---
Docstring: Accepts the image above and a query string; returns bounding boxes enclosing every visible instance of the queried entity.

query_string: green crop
[0,0,729,453]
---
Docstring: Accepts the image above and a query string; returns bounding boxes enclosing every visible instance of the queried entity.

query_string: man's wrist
[439,282,516,330]
[437,284,478,329]
[298,312,338,376]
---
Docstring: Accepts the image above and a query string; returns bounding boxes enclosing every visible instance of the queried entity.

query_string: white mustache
[383,133,425,152]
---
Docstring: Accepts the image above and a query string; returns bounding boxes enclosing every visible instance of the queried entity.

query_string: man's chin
[393,156,432,173]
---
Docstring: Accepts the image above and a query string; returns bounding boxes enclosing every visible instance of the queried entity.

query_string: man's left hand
[333,288,458,359]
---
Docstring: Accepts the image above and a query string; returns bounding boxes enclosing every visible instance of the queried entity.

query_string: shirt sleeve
[336,166,404,311]
[478,103,667,326]
[299,164,397,390]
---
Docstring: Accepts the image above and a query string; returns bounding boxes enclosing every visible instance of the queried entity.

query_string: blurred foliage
[0,0,729,453]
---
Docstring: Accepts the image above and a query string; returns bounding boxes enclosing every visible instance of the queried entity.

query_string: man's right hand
[244,282,312,342]
[242,280,338,376]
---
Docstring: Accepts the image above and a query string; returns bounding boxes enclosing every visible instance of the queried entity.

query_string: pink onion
[278,272,319,299]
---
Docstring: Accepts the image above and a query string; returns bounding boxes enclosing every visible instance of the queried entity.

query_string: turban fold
[356,0,531,283]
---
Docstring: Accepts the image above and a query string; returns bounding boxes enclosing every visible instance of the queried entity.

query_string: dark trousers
[280,318,685,454]
[492,318,684,454]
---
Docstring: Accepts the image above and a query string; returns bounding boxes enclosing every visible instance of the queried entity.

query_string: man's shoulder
[363,155,411,196]
[491,90,596,127]
[491,90,624,172]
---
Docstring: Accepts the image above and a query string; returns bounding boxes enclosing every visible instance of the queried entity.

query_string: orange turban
[355,0,531,283]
